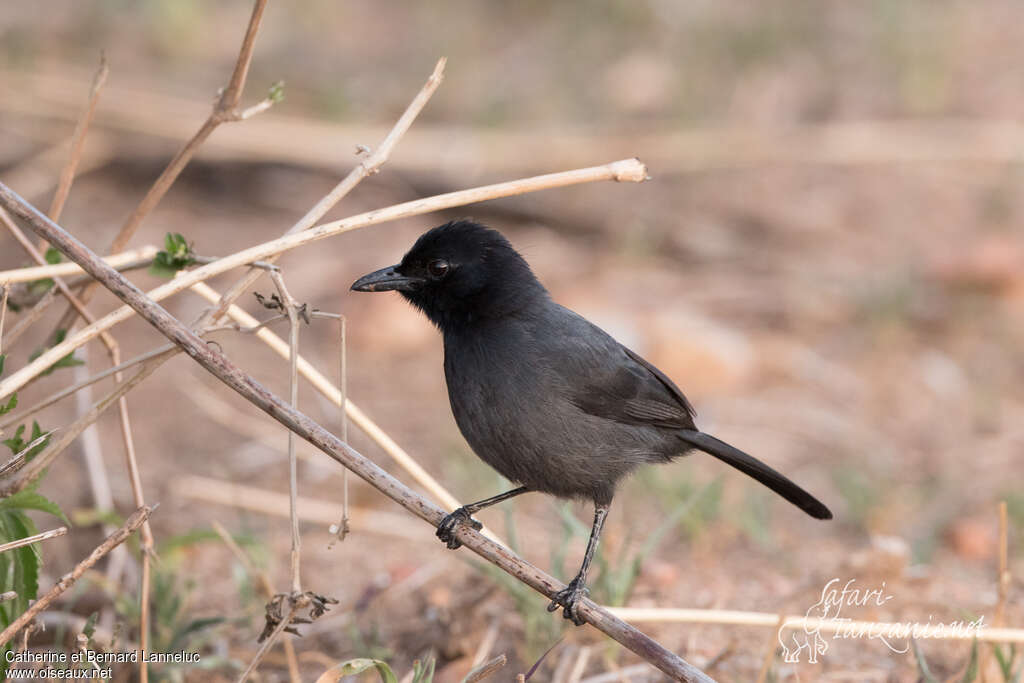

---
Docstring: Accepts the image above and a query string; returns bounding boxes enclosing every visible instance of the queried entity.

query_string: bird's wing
[543,308,696,429]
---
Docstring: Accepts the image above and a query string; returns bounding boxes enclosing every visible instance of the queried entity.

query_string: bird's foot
[435,506,482,550]
[547,576,589,626]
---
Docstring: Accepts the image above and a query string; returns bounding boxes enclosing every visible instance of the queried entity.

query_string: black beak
[351,265,424,292]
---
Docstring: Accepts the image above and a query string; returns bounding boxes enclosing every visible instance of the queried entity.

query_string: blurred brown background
[2,1,1023,681]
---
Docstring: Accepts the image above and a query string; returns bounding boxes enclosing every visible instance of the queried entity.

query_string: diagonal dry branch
[3,179,711,683]
[0,158,647,400]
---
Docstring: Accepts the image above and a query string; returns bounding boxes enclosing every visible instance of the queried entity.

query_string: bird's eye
[427,259,450,279]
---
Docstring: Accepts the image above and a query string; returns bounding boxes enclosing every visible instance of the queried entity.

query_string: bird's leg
[547,502,609,626]
[436,486,530,549]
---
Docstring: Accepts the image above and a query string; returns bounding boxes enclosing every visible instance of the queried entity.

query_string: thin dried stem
[201,58,446,325]
[45,53,109,228]
[269,270,303,595]
[11,188,707,683]
[0,246,159,284]
[0,505,153,647]
[0,286,7,355]
[236,604,298,683]
[329,314,350,545]
[0,526,68,554]
[0,158,648,401]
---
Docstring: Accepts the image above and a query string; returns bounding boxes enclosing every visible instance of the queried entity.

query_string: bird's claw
[435,507,482,550]
[546,577,588,626]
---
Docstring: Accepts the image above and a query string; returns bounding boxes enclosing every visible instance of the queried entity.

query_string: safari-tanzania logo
[781,578,987,663]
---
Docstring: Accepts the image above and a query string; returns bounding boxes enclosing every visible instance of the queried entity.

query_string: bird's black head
[351,220,548,329]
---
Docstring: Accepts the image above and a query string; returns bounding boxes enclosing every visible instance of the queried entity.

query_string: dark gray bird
[352,220,831,625]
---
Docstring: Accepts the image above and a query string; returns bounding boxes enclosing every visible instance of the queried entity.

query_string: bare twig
[0,505,153,647]
[0,526,68,554]
[0,592,16,604]
[8,183,708,683]
[0,285,7,355]
[45,52,108,227]
[329,314,350,545]
[0,158,649,403]
[236,603,298,683]
[269,271,303,595]
[0,246,159,284]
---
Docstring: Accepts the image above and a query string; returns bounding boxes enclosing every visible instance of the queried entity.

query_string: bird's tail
[677,430,832,520]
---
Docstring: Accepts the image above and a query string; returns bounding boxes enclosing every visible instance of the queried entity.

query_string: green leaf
[412,657,435,683]
[0,393,16,417]
[149,233,196,278]
[0,354,5,376]
[960,638,979,682]
[44,247,62,265]
[268,80,285,104]
[0,490,70,525]
[82,612,98,643]
[316,658,398,683]
[911,639,940,683]
[3,422,51,462]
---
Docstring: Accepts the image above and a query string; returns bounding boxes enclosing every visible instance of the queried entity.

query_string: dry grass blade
[269,270,304,595]
[0,505,154,647]
[0,526,68,554]
[7,179,709,682]
[465,654,508,683]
